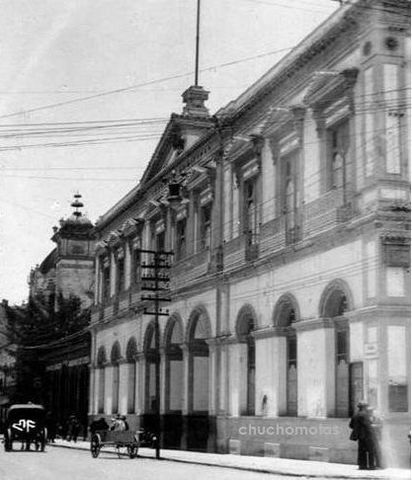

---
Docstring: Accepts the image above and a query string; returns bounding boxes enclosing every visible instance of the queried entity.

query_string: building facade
[0,300,16,428]
[89,1,410,466]
[29,195,95,431]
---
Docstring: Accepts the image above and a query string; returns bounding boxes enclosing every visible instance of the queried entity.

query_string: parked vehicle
[90,428,157,459]
[3,403,47,452]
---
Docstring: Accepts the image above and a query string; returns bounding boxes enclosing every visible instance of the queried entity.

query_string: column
[206,340,218,416]
[295,319,335,417]
[134,358,141,415]
[118,359,129,415]
[137,353,146,415]
[227,339,243,416]
[206,340,218,452]
[180,344,189,450]
[104,365,114,415]
[159,347,166,414]
[88,364,96,415]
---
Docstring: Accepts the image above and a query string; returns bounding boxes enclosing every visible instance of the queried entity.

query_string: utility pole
[140,249,173,460]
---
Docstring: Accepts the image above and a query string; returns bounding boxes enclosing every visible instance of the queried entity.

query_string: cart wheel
[40,433,46,452]
[127,445,138,459]
[90,435,100,458]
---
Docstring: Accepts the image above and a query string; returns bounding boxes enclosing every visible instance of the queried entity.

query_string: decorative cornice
[252,326,290,340]
[293,317,335,332]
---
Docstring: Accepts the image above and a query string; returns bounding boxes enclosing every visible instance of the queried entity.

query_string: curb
[48,443,398,480]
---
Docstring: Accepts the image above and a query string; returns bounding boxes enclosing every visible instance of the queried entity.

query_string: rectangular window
[200,203,212,250]
[244,178,258,245]
[175,218,186,261]
[388,326,408,412]
[280,150,299,243]
[117,257,125,293]
[156,230,165,252]
[327,119,349,192]
[102,265,110,302]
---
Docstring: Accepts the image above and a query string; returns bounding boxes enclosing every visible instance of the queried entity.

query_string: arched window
[320,280,357,417]
[187,309,210,414]
[97,346,107,414]
[236,305,256,416]
[110,342,121,414]
[126,337,137,414]
[144,323,157,413]
[165,317,183,413]
[186,307,211,451]
[274,294,299,416]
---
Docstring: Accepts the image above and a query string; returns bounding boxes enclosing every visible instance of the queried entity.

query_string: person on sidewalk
[367,406,383,469]
[349,400,376,470]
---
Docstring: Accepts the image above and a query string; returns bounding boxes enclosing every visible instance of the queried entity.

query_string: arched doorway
[320,280,359,417]
[236,305,257,416]
[164,315,183,448]
[126,337,137,414]
[143,323,157,414]
[273,294,299,416]
[110,342,121,414]
[187,307,211,451]
[96,346,107,414]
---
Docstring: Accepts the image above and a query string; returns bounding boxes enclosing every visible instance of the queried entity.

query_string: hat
[357,400,368,407]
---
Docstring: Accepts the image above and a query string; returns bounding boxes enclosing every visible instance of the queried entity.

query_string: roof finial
[71,192,84,218]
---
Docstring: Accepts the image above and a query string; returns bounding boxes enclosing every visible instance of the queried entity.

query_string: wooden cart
[90,430,139,459]
[90,428,157,459]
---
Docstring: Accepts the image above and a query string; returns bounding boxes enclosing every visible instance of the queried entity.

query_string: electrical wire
[0,46,295,121]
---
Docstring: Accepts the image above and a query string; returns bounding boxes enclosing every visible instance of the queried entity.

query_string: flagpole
[195,0,201,86]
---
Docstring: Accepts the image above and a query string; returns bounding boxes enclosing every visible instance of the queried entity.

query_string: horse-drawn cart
[90,429,157,459]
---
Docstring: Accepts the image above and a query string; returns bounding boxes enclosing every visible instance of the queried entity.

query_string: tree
[5,292,90,404]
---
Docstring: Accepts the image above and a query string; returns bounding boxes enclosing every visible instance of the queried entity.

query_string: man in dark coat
[349,401,375,469]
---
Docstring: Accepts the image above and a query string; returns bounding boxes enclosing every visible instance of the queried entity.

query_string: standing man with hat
[349,400,376,469]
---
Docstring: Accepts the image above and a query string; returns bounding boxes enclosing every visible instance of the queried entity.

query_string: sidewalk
[50,439,410,480]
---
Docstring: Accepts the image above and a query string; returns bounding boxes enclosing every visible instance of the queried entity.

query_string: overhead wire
[0,46,295,121]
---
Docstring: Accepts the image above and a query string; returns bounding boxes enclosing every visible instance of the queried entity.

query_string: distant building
[29,194,95,309]
[89,0,410,467]
[29,195,95,431]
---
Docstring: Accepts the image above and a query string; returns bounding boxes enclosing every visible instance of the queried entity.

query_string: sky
[0,0,339,305]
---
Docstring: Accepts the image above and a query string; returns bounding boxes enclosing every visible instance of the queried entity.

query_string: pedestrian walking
[367,407,383,468]
[67,414,81,442]
[349,400,376,470]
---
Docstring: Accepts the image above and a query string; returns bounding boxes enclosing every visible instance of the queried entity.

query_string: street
[0,446,304,480]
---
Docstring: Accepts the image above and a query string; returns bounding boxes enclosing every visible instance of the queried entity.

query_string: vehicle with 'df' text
[3,403,47,452]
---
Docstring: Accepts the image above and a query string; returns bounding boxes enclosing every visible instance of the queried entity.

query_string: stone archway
[186,306,211,451]
[319,279,356,417]
[126,337,138,414]
[96,346,107,414]
[110,341,122,414]
[235,304,257,416]
[163,314,184,448]
[143,322,157,413]
[273,293,299,416]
